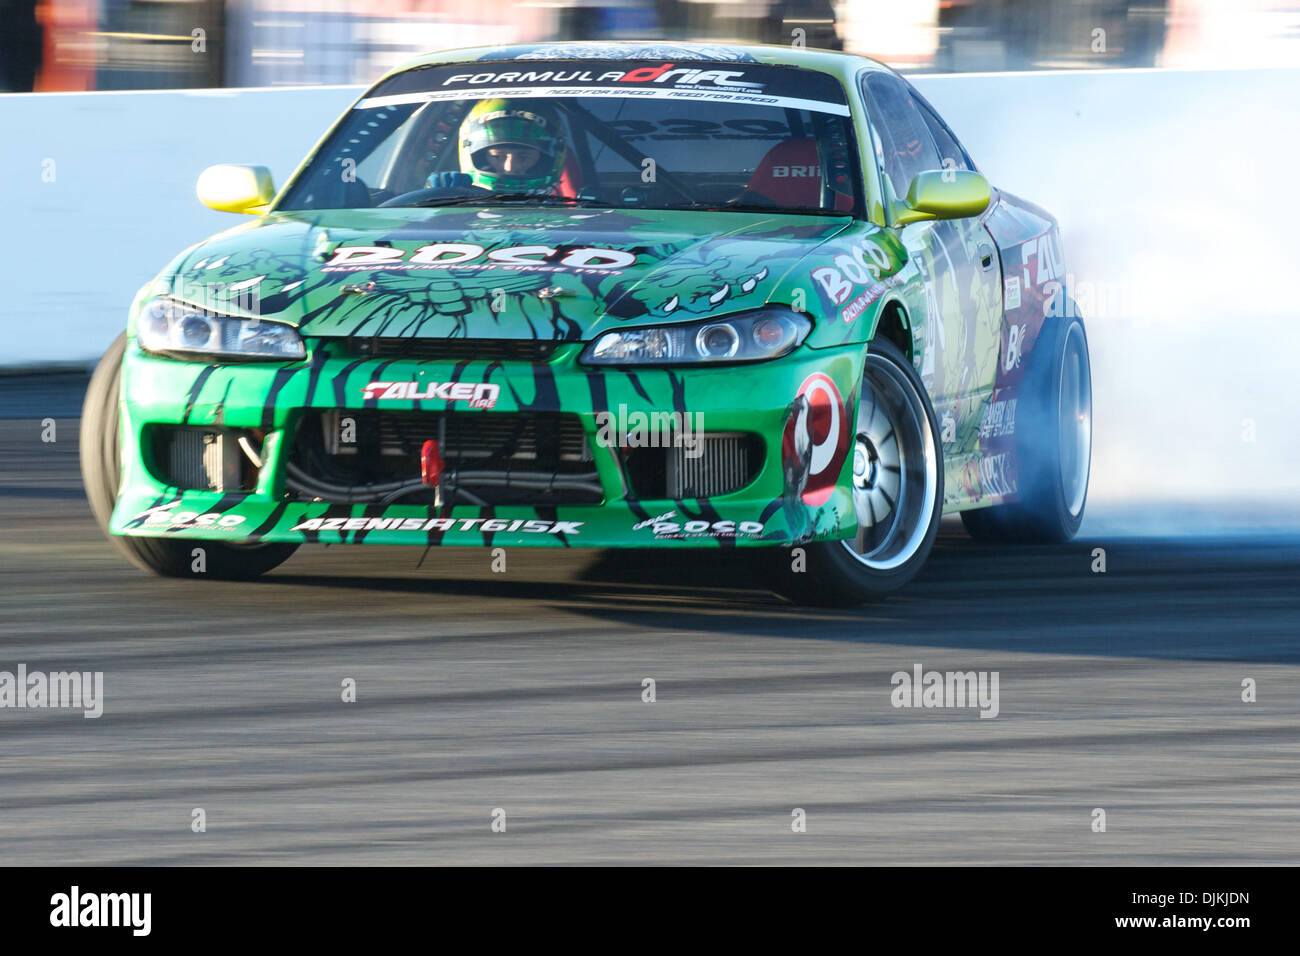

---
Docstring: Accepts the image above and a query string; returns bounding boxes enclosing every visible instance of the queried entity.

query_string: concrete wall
[0,86,358,366]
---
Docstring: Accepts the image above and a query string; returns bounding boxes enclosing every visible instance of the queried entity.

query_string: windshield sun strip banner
[356,86,851,116]
[359,61,851,116]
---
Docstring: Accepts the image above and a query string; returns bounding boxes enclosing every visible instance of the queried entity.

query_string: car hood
[162,206,852,341]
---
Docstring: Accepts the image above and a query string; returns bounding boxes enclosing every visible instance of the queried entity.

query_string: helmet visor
[470,144,549,177]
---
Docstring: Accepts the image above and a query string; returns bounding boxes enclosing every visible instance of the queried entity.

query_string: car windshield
[277,59,863,217]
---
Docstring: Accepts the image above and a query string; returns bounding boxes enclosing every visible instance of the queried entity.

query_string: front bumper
[110,339,864,549]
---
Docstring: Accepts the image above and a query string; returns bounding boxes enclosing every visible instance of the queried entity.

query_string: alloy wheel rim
[840,354,938,571]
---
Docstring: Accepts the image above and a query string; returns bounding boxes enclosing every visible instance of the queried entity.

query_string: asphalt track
[1,375,1298,865]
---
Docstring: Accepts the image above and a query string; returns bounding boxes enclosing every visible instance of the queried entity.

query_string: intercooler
[150,426,256,492]
[666,434,754,499]
[288,409,602,507]
[624,432,764,501]
[288,412,764,506]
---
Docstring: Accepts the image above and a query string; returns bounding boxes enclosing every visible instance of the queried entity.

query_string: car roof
[379,40,893,87]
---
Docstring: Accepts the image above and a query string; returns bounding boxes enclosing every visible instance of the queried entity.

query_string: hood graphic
[164,206,851,341]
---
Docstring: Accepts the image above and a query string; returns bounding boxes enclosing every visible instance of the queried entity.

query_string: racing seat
[557,151,582,199]
[745,138,852,211]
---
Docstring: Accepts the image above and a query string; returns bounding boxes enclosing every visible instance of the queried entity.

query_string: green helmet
[458,99,567,192]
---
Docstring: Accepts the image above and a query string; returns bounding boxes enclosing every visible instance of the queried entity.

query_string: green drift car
[81,41,1092,605]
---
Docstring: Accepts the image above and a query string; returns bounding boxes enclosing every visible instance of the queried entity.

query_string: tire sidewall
[1018,310,1091,539]
[79,332,128,535]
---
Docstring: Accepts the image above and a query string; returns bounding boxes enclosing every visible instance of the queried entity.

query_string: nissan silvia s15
[80,40,1092,606]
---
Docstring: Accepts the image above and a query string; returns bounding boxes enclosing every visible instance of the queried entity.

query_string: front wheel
[769,338,944,606]
[79,332,298,579]
[961,313,1092,543]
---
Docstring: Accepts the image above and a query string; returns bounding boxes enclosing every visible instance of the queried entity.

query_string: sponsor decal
[1003,275,1021,311]
[919,281,943,384]
[838,274,905,324]
[362,86,849,116]
[1020,232,1064,288]
[643,519,765,540]
[979,397,1017,439]
[811,240,897,321]
[358,61,851,116]
[783,372,848,507]
[290,517,583,534]
[772,164,819,179]
[133,506,247,529]
[322,243,636,275]
[978,453,1016,498]
[362,380,500,409]
[633,510,677,531]
[1003,324,1025,372]
[442,64,763,92]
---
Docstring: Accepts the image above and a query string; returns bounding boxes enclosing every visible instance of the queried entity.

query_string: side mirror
[197,164,275,215]
[895,169,991,225]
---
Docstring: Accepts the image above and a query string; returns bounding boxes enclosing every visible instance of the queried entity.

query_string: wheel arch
[870,297,912,362]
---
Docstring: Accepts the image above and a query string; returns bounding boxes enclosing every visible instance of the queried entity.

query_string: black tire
[769,337,945,606]
[961,311,1092,543]
[79,332,297,579]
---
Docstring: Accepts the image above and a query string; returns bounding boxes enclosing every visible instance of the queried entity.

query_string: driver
[426,99,568,194]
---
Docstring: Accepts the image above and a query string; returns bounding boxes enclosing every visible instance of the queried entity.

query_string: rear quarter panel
[978,189,1067,506]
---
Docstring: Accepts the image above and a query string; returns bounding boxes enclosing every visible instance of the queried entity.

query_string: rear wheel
[79,332,297,579]
[770,338,944,606]
[961,313,1092,543]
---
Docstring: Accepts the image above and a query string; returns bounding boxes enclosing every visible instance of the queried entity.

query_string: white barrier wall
[0,86,360,366]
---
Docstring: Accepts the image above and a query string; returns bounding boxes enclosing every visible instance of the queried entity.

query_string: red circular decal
[796,372,848,506]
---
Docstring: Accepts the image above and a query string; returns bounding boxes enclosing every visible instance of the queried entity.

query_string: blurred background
[3,0,1300,92]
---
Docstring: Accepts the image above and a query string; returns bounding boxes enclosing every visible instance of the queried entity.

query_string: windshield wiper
[664,201,851,217]
[400,192,616,209]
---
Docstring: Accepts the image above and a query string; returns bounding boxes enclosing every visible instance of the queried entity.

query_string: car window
[354,116,410,187]
[278,60,863,216]
[861,72,943,200]
[913,96,973,173]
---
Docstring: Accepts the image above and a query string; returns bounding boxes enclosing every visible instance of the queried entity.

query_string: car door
[859,71,1002,500]
[909,89,1005,410]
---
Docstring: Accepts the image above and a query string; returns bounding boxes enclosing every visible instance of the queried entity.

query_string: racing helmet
[458,99,567,192]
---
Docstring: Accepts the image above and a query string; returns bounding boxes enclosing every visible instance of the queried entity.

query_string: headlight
[581,307,811,366]
[137,298,305,361]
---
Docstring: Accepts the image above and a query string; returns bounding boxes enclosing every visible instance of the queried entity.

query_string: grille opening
[148,426,261,492]
[288,409,601,506]
[622,433,764,500]
[316,337,562,363]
